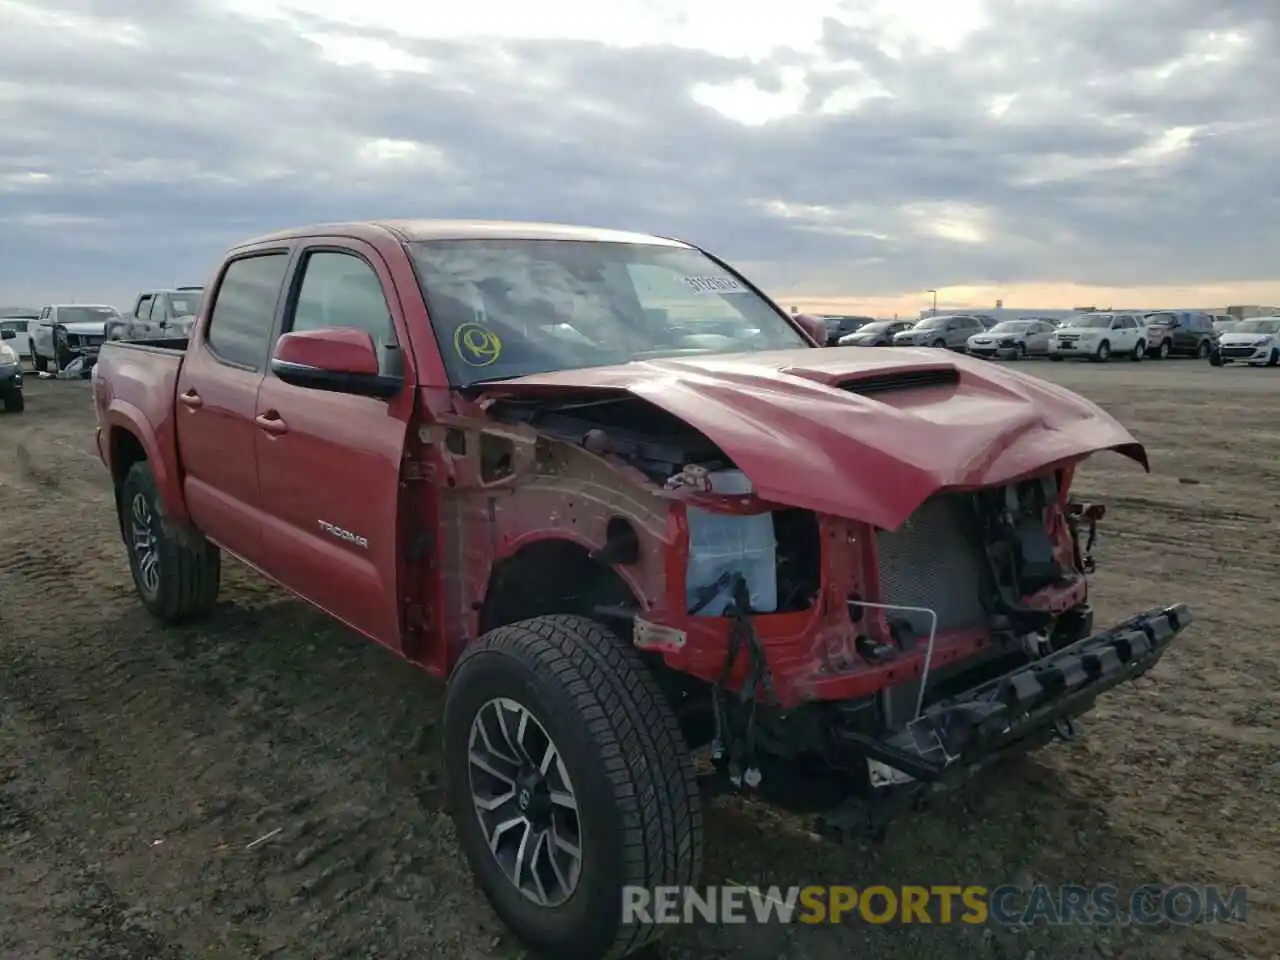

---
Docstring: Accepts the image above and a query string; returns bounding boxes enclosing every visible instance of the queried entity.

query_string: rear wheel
[31,352,47,373]
[1196,340,1210,359]
[1050,354,1063,362]
[119,461,220,623]
[1131,340,1145,361]
[444,615,703,960]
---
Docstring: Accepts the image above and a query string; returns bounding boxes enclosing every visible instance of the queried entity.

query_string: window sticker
[453,322,503,366]
[684,275,745,295]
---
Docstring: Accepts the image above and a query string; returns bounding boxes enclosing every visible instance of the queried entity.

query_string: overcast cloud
[1,0,1277,312]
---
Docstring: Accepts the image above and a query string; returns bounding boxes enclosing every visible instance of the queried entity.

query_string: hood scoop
[837,367,960,397]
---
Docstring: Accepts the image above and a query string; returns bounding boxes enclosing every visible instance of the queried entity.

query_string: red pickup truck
[93,220,1190,959]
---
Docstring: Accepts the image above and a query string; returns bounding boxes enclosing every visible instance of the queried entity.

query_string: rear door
[1113,315,1138,352]
[253,241,417,648]
[174,249,292,568]
[951,316,979,348]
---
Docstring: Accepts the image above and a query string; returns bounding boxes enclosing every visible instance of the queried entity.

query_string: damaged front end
[461,353,1191,837]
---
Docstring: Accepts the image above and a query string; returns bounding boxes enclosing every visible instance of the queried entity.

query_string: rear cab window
[204,253,290,369]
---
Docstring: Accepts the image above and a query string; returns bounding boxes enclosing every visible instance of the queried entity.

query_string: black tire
[1131,340,1145,361]
[1196,340,1211,359]
[119,461,220,623]
[1049,354,1063,362]
[1157,339,1171,360]
[2,390,23,413]
[443,615,703,960]
[1093,340,1111,362]
[32,352,47,373]
[1013,343,1026,360]
[931,338,946,349]
[1269,349,1279,368]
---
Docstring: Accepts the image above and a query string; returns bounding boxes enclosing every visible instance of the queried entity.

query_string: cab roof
[236,219,690,248]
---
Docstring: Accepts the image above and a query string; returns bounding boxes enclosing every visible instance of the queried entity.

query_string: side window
[287,250,398,374]
[39,307,51,324]
[148,296,166,322]
[136,295,153,320]
[206,253,289,369]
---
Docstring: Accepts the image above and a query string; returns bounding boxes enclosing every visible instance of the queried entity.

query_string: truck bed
[94,338,188,498]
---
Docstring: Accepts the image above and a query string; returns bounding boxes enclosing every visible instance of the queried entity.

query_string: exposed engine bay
[475,374,1185,838]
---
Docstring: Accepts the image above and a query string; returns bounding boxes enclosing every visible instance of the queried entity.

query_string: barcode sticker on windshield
[684,275,745,295]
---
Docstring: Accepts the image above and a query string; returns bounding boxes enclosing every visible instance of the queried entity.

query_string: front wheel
[31,352,47,373]
[2,390,23,413]
[1131,340,1145,361]
[444,615,703,960]
[119,461,220,623]
[1269,349,1279,368]
[1049,354,1063,362]
[931,338,947,349]
[1196,340,1211,359]
[1094,340,1111,362]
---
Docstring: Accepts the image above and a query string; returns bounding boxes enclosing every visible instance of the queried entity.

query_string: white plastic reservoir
[684,469,778,616]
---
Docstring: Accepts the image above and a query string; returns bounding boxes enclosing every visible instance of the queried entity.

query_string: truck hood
[478,347,1148,530]
[59,320,110,335]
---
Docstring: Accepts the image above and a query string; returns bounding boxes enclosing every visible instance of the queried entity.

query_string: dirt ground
[1,358,1276,960]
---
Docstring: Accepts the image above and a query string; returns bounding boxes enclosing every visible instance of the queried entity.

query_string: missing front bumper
[838,603,1191,785]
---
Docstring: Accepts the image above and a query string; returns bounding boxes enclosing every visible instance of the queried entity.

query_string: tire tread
[452,614,703,959]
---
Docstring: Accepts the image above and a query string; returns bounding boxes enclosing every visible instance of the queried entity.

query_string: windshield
[408,239,808,386]
[1064,314,1112,329]
[914,316,953,329]
[1233,319,1280,334]
[58,306,117,325]
[168,293,201,317]
[989,321,1033,333]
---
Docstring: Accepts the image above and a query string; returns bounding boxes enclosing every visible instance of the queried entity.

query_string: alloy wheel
[468,697,583,908]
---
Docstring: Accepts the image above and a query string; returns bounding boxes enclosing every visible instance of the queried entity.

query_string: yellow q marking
[453,322,503,367]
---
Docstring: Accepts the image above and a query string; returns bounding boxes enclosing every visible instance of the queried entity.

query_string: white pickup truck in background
[28,304,121,373]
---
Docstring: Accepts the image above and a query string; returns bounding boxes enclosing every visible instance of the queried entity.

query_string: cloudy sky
[2,0,1278,316]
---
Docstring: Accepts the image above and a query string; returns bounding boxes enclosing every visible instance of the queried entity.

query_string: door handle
[255,412,289,435]
[179,390,202,408]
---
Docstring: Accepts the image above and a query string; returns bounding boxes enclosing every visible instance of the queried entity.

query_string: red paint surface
[274,327,380,375]
[480,347,1147,530]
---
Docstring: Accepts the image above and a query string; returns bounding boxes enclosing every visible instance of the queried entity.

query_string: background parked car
[1049,312,1146,362]
[819,314,876,345]
[1143,310,1216,359]
[0,328,24,411]
[0,314,37,362]
[893,313,986,350]
[837,319,913,346]
[966,318,1056,359]
[28,304,121,372]
[1212,316,1280,367]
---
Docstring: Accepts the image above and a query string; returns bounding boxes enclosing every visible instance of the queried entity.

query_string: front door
[174,249,292,568]
[32,308,53,359]
[253,242,416,649]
